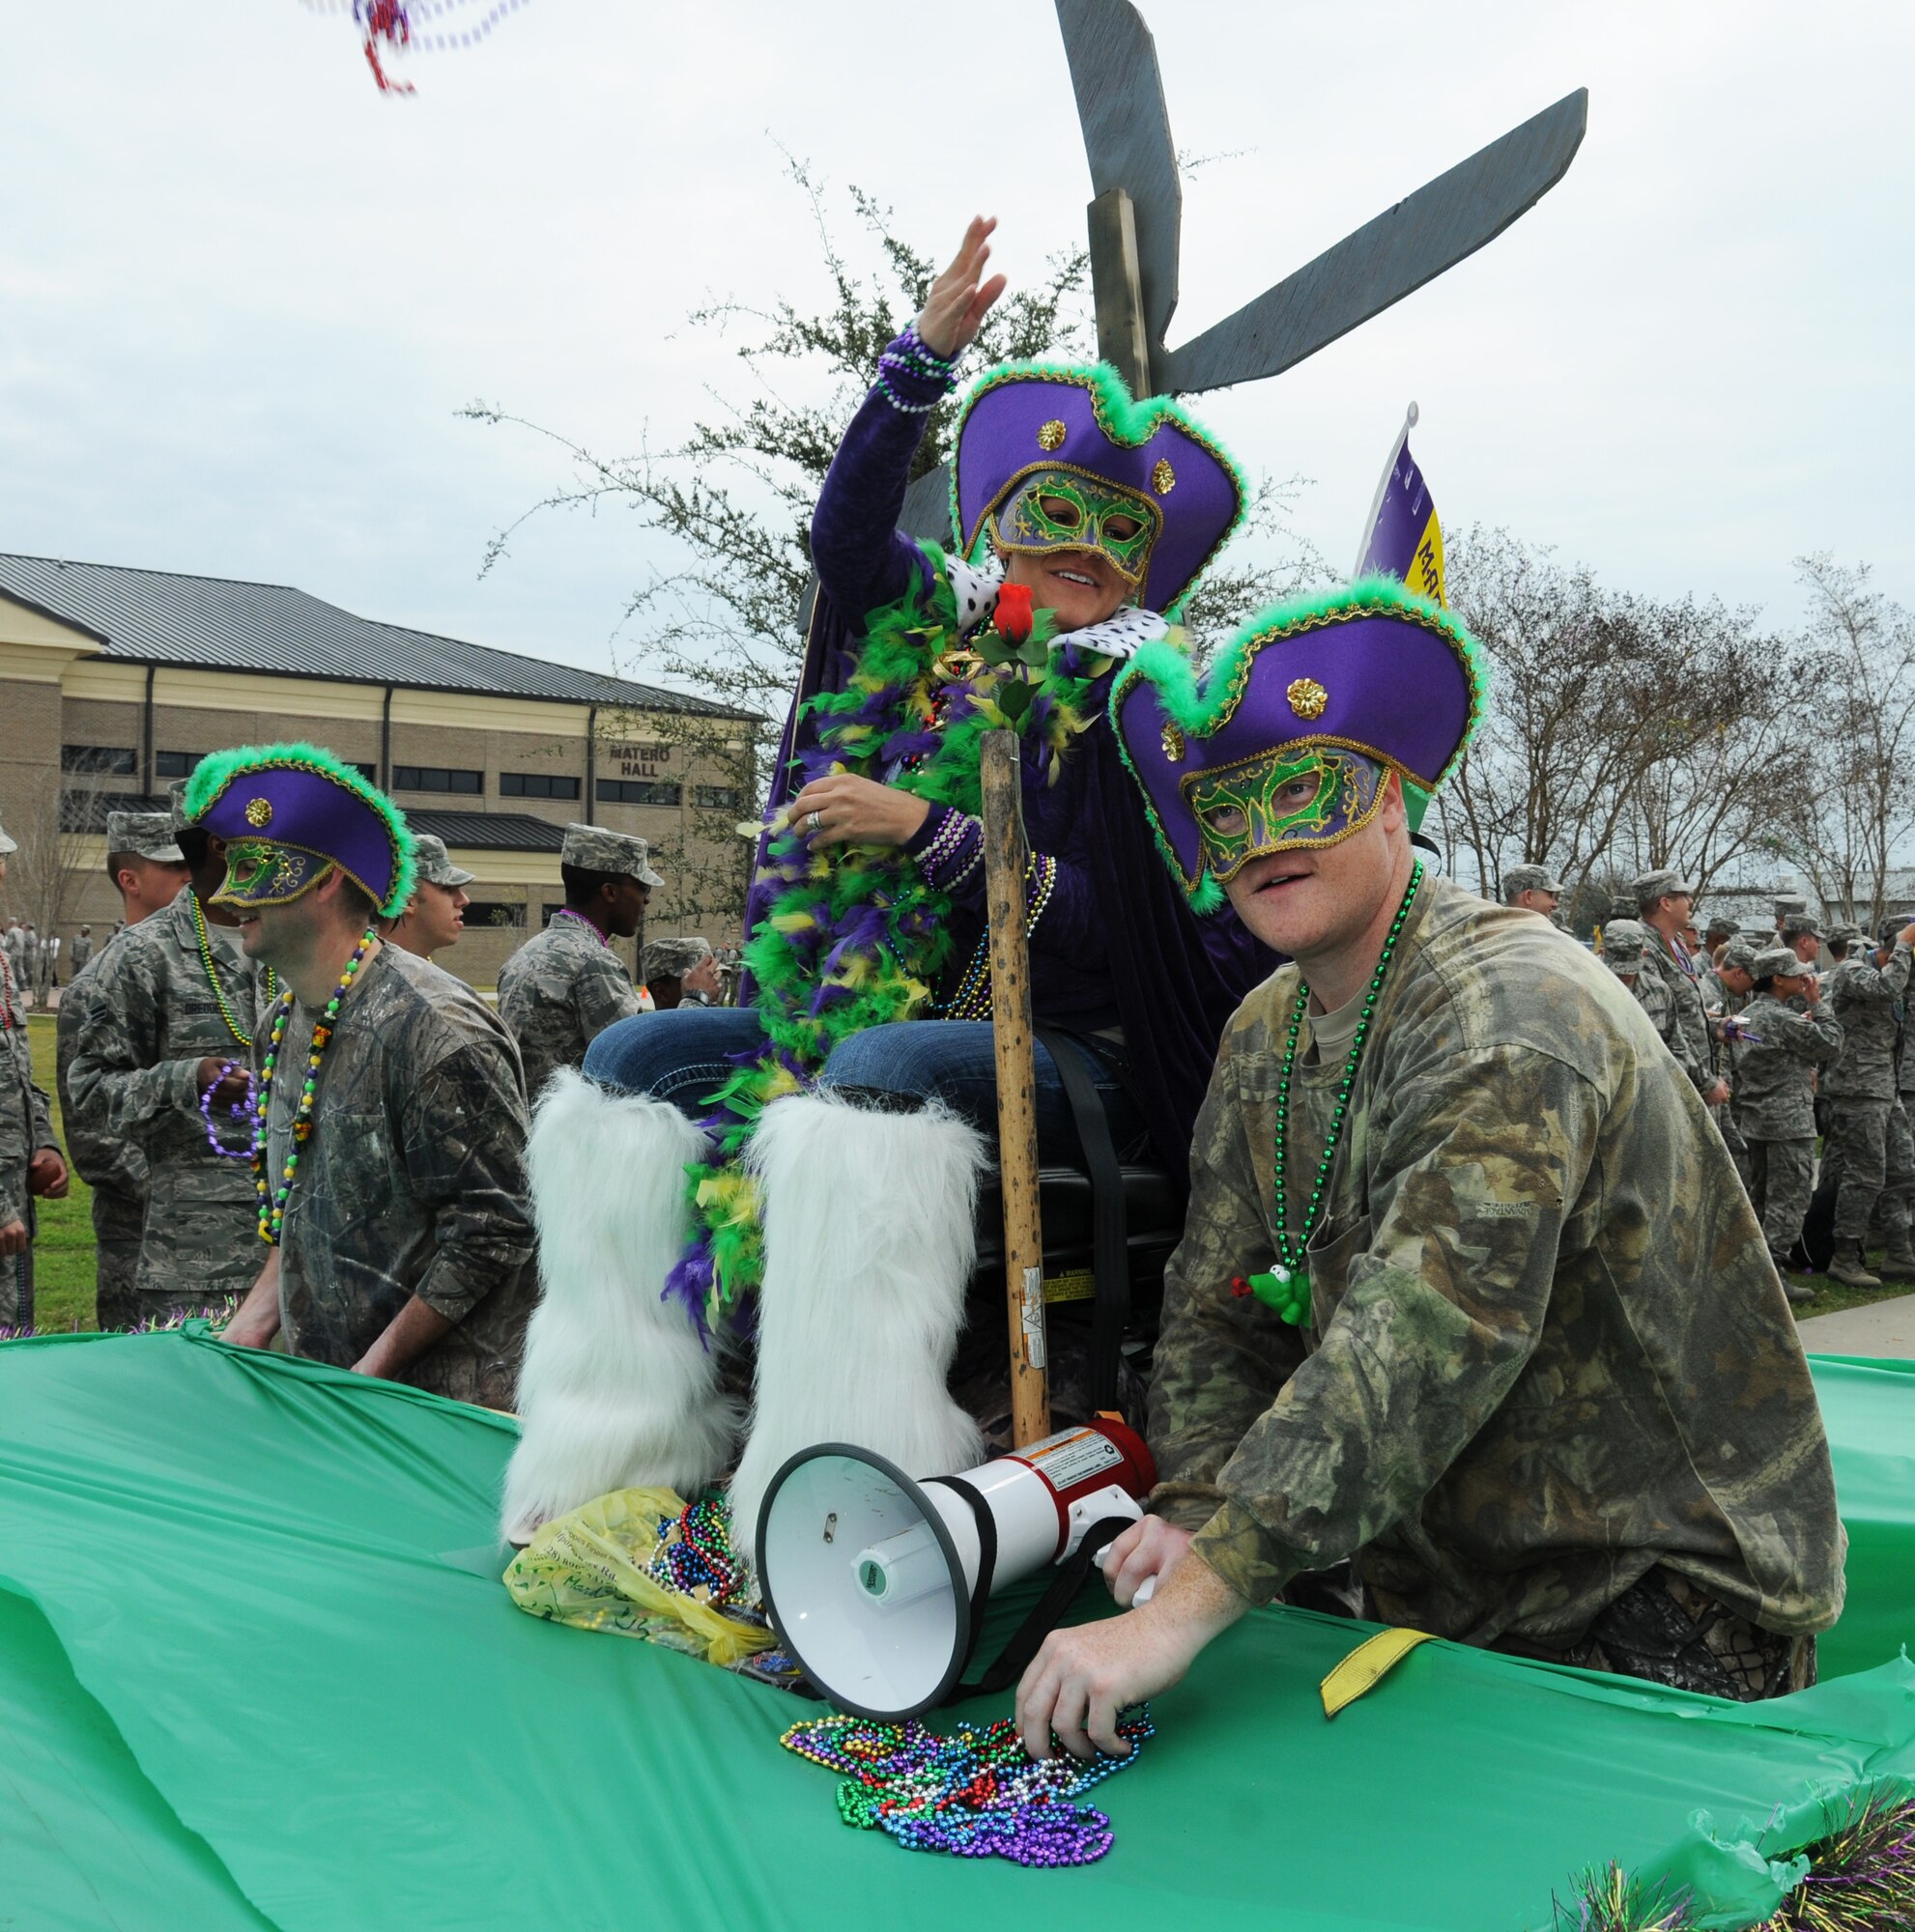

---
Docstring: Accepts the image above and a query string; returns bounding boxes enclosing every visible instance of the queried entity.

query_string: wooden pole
[979,727,1050,1446]
[1086,185,1154,397]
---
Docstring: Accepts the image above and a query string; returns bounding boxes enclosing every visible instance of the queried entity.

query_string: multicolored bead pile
[781,1708,1153,1867]
[643,1497,746,1609]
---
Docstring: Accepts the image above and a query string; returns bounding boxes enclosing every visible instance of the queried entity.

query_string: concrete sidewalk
[1798,1293,1915,1360]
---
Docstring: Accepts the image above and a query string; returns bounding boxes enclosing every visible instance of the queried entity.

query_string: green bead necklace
[190,890,276,1050]
[1236,861,1424,1326]
[251,928,376,1246]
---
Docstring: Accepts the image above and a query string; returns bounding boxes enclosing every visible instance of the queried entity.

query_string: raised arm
[808,217,1007,629]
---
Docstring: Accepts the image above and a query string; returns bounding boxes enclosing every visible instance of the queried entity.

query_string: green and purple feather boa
[663,549,1117,1334]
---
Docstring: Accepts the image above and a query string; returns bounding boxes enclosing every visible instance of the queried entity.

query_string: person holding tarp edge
[1013,582,1844,1759]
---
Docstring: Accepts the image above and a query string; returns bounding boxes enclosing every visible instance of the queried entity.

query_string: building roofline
[0,582,110,646]
[0,551,762,723]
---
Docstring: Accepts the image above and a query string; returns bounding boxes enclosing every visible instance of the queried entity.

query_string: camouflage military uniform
[67,890,272,1316]
[69,929,94,976]
[0,945,60,1328]
[263,943,536,1407]
[497,914,646,1104]
[1821,939,1915,1244]
[1696,960,1754,1184]
[1635,933,1716,1096]
[55,947,150,1329]
[1732,990,1843,1261]
[1148,876,1843,1672]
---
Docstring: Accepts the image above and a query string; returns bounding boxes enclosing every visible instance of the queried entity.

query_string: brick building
[0,554,757,988]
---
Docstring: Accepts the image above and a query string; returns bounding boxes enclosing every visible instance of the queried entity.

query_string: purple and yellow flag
[1353,403,1443,606]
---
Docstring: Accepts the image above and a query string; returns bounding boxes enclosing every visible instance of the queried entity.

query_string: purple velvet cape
[742,374,1278,1187]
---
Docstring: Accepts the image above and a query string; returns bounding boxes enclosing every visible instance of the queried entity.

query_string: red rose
[993,582,1035,647]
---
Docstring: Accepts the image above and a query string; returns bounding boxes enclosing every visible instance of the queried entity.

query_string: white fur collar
[944,554,1168,662]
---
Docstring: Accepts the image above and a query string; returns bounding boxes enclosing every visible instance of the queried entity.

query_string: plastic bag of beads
[501,1487,773,1667]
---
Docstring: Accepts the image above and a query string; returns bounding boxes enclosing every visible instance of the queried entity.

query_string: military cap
[411,834,474,890]
[559,822,663,888]
[1779,910,1820,940]
[1752,944,1804,980]
[1601,918,1652,964]
[167,777,191,832]
[1610,893,1639,923]
[0,815,15,857]
[1718,933,1762,972]
[1503,863,1564,898]
[1881,913,1915,944]
[1827,921,1865,951]
[1702,913,1741,939]
[1631,867,1695,910]
[643,935,712,983]
[1774,895,1809,918]
[104,810,186,864]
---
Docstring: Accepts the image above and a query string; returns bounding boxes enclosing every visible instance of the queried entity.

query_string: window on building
[61,745,137,777]
[63,790,149,833]
[695,785,744,810]
[352,761,378,783]
[462,901,528,929]
[500,772,581,801]
[598,779,681,807]
[153,751,205,779]
[392,765,482,796]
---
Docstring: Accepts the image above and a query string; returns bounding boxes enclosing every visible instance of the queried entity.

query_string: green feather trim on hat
[183,740,417,918]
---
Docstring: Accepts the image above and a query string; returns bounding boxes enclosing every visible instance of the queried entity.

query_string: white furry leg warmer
[727,1090,988,1550]
[500,1069,739,1545]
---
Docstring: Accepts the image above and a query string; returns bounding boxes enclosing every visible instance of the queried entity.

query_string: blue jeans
[582,1010,1148,1168]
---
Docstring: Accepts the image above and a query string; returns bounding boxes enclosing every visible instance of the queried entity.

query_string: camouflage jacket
[1619,969,1702,1085]
[1637,936,1715,1088]
[1730,993,1843,1140]
[265,943,536,1408]
[69,932,94,973]
[55,946,149,1234]
[1824,942,1913,1100]
[0,949,58,1231]
[66,891,272,1300]
[497,914,644,1103]
[1149,875,1844,1647]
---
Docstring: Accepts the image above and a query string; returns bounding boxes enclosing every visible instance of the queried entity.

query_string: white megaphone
[755,1417,1158,1720]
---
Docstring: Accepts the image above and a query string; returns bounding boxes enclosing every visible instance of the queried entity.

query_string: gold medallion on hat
[1160,722,1186,763]
[1152,457,1176,495]
[1287,678,1329,721]
[244,797,274,828]
[1038,419,1067,452]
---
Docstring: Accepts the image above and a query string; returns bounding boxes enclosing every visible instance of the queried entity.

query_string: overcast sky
[2,1,1907,691]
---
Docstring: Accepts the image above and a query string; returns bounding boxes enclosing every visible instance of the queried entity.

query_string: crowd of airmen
[1504,863,1915,1304]
[0,786,724,1333]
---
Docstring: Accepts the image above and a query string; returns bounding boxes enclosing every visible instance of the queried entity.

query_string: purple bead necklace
[198,1060,259,1158]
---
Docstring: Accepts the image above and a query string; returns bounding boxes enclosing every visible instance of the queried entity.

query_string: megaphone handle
[1097,1539,1157,1605]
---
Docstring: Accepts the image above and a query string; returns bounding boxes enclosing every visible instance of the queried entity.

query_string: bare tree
[1434,527,1793,925]
[1767,554,1915,925]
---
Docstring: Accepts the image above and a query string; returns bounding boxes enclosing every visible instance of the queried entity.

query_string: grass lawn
[26,1012,99,1333]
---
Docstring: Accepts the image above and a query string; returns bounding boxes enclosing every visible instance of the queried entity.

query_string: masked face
[211,838,333,909]
[1185,747,1387,885]
[994,470,1158,586]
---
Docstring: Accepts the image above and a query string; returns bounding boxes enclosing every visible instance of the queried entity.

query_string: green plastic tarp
[3,1328,1914,1932]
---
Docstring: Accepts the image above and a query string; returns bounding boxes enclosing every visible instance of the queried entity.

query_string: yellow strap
[1319,1626,1436,1719]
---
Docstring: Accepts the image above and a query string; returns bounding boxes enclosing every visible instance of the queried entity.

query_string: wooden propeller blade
[1055,0,1183,352]
[1157,88,1588,397]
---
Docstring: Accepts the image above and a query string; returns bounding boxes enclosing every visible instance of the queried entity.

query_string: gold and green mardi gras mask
[994,469,1160,586]
[1185,747,1387,884]
[211,838,335,910]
